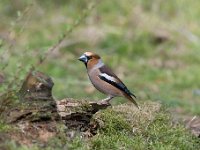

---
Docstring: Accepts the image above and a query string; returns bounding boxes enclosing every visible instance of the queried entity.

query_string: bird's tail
[130,92,137,99]
[124,94,139,109]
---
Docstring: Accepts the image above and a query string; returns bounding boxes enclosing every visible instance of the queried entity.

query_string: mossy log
[4,70,111,144]
[5,70,109,123]
[56,98,110,135]
[7,70,110,124]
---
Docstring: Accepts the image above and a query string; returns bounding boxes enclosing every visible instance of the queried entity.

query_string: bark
[7,70,110,129]
[6,70,58,123]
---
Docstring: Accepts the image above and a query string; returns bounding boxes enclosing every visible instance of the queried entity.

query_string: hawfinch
[78,52,138,108]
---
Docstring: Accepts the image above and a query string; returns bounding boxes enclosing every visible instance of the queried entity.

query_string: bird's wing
[98,65,136,98]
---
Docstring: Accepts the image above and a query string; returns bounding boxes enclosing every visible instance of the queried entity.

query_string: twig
[33,0,98,68]
[0,2,34,71]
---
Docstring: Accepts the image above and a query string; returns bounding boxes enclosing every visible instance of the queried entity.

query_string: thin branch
[0,2,34,71]
[33,0,98,68]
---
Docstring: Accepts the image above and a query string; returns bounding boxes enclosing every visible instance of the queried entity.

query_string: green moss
[145,113,199,150]
[95,108,132,135]
[89,103,200,150]
[0,121,11,132]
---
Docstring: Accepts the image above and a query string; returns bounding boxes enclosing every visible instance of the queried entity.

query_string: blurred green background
[0,0,200,116]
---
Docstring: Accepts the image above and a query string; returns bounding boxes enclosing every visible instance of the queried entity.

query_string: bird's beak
[78,54,88,63]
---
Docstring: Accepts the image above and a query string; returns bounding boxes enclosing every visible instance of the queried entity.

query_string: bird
[78,51,139,108]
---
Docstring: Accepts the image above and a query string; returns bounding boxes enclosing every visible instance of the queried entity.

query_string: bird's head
[78,52,102,69]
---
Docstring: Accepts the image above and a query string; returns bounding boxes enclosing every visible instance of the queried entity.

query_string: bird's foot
[97,99,111,106]
[97,96,113,106]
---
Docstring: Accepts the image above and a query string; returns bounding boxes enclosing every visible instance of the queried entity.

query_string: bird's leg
[98,96,114,105]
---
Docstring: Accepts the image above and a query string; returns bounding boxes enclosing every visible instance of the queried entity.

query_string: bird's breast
[88,69,122,97]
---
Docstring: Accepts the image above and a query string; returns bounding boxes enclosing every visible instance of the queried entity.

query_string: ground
[0,0,200,149]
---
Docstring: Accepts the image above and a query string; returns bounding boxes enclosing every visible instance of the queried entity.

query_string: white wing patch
[99,73,117,82]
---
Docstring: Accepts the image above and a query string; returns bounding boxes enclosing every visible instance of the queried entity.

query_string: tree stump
[1,71,60,146]
[19,70,54,101]
[6,70,58,123]
[3,70,111,145]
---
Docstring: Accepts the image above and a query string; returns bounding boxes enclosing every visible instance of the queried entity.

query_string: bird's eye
[87,56,92,60]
